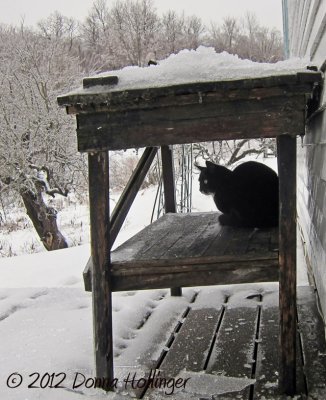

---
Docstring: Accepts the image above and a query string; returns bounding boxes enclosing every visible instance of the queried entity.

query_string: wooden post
[88,151,114,390]
[277,135,297,396]
[161,145,182,297]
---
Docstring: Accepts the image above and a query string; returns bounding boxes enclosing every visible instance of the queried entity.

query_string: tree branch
[29,164,69,197]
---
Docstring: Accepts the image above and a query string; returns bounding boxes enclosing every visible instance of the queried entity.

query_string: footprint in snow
[29,290,48,300]
[0,305,24,322]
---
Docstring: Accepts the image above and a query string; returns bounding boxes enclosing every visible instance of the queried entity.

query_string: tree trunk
[21,188,68,251]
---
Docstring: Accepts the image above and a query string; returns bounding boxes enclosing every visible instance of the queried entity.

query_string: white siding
[287,0,326,63]
[284,0,326,316]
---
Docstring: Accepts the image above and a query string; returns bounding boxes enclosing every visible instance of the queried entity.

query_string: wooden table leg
[88,152,114,390]
[161,145,182,297]
[277,135,297,396]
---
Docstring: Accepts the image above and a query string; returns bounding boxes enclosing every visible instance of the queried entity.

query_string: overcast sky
[0,0,282,30]
[0,0,283,31]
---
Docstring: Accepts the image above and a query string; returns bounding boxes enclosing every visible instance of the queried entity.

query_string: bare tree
[79,0,115,71]
[183,15,205,49]
[254,27,283,62]
[207,13,283,62]
[193,138,276,167]
[38,11,79,52]
[0,25,87,250]
[109,0,160,66]
[222,17,240,52]
[159,10,185,56]
[82,0,110,48]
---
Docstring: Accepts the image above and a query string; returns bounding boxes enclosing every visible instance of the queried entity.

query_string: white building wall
[283,0,326,316]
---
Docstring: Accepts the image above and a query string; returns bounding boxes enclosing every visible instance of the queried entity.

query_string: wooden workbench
[58,68,322,396]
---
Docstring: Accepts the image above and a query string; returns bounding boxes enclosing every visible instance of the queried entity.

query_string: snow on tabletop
[79,46,311,94]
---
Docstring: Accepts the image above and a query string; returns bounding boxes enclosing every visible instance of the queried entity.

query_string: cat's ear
[194,163,205,171]
[206,160,216,172]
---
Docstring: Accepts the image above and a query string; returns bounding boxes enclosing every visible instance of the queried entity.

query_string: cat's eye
[204,179,208,184]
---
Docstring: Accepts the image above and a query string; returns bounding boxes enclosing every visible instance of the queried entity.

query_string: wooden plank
[112,253,279,272]
[254,304,280,398]
[150,212,222,259]
[88,151,113,389]
[161,145,177,214]
[166,215,228,260]
[269,228,279,252]
[163,216,215,258]
[160,145,181,297]
[57,73,322,110]
[114,294,193,399]
[111,213,177,262]
[254,290,306,398]
[158,309,222,377]
[83,217,173,292]
[247,228,278,254]
[134,213,215,259]
[83,256,92,292]
[220,227,274,256]
[83,75,118,88]
[157,291,225,377]
[205,294,260,399]
[277,135,297,396]
[138,223,187,260]
[206,306,258,376]
[75,100,305,152]
[143,213,219,259]
[202,225,249,257]
[297,286,326,398]
[143,290,226,399]
[202,223,277,260]
[76,96,305,129]
[110,147,157,248]
[64,83,317,116]
[112,213,277,261]
[224,229,253,255]
[111,259,278,292]
[109,213,278,291]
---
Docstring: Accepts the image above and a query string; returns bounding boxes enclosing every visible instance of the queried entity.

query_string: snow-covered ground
[0,157,309,399]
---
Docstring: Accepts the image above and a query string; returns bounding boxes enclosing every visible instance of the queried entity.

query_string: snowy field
[0,157,309,399]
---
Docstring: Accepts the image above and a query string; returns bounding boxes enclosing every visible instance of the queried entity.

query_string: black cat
[196,160,279,228]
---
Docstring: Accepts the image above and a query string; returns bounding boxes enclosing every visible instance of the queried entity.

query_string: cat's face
[196,161,230,195]
[197,168,210,194]
[196,163,216,195]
